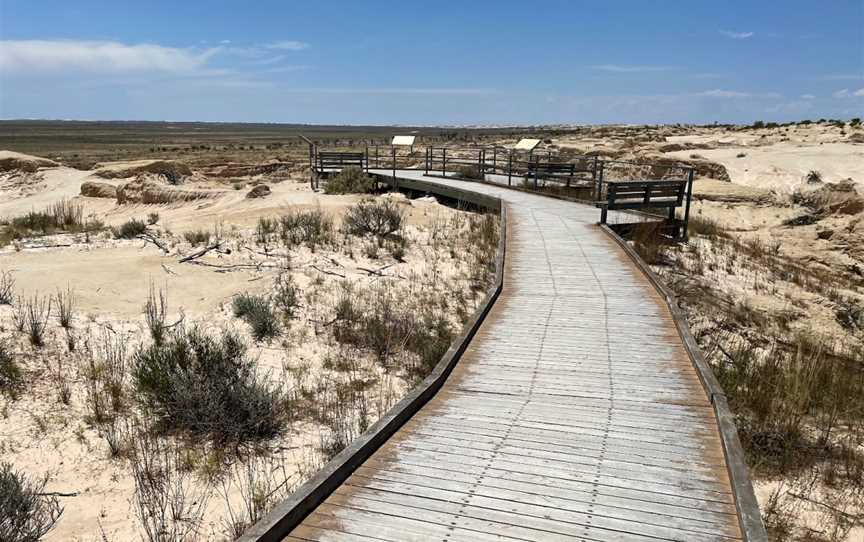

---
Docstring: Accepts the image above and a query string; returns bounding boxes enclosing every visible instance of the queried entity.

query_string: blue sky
[0,0,862,125]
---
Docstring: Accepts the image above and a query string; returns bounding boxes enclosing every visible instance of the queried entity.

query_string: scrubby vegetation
[631,216,864,541]
[343,199,404,238]
[0,199,103,245]
[114,218,147,239]
[323,167,376,194]
[0,342,20,393]
[278,207,333,250]
[132,326,286,445]
[0,462,63,542]
[232,293,281,341]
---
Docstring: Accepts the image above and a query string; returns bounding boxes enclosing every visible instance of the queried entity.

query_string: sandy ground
[667,142,864,193]
[0,155,489,541]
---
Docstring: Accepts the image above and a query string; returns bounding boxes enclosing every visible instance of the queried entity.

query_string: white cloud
[0,39,218,74]
[696,89,782,99]
[266,41,309,51]
[720,30,754,39]
[591,64,676,73]
[800,94,816,99]
[697,89,751,98]
[832,88,863,98]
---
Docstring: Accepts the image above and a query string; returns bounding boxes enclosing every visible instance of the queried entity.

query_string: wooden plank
[275,169,751,542]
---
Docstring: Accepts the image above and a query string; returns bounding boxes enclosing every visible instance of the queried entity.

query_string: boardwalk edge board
[599,224,768,542]
[238,180,507,542]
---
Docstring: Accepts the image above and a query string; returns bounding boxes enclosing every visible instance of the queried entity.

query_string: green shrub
[183,229,210,246]
[233,293,281,341]
[114,218,147,239]
[343,199,404,238]
[132,326,285,444]
[324,167,375,194]
[0,462,63,542]
[273,274,300,321]
[279,208,333,250]
[2,199,101,242]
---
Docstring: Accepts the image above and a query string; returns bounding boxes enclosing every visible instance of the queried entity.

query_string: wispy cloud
[0,39,218,74]
[266,40,309,51]
[800,94,816,99]
[720,30,754,39]
[696,89,782,99]
[591,64,676,73]
[697,89,751,98]
[280,87,492,95]
[832,88,864,98]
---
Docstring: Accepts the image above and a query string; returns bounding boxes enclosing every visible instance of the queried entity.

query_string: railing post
[424,147,429,175]
[683,168,695,239]
[375,145,379,169]
[392,146,396,180]
[493,148,497,172]
[507,152,512,186]
[442,148,447,177]
[596,161,605,201]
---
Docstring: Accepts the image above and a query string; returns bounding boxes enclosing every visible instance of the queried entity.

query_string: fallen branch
[161,263,177,276]
[38,491,79,497]
[17,243,73,250]
[137,233,170,254]
[187,261,279,272]
[178,242,228,263]
[357,263,396,277]
[310,265,346,279]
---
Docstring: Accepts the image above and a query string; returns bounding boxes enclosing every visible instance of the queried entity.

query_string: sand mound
[117,176,221,204]
[214,160,292,178]
[80,180,118,199]
[91,159,192,179]
[0,150,58,172]
[245,184,271,198]
[641,154,731,181]
[793,179,864,216]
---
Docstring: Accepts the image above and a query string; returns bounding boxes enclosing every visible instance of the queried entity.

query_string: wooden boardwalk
[286,171,745,541]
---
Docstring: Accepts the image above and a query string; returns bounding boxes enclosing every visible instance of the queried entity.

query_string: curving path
[285,170,754,541]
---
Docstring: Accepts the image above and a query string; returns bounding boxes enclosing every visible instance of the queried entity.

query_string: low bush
[343,199,404,238]
[1,199,102,243]
[233,293,280,341]
[23,295,51,347]
[146,212,160,225]
[144,284,168,346]
[114,218,147,239]
[183,229,210,246]
[54,286,75,329]
[279,208,333,250]
[324,167,375,194]
[132,326,286,445]
[0,270,15,305]
[0,462,63,542]
[0,342,20,392]
[273,274,300,321]
[456,165,484,180]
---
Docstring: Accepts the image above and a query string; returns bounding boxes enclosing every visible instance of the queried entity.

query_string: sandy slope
[666,142,864,192]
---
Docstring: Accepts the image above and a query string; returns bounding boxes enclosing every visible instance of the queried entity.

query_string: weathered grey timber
[247,169,766,542]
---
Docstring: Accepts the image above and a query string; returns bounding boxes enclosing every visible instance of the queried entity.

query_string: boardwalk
[286,171,745,541]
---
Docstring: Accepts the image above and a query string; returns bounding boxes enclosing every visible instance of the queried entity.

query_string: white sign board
[514,138,541,151]
[391,135,416,146]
